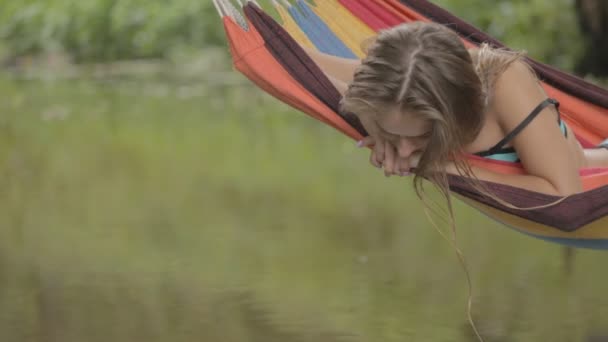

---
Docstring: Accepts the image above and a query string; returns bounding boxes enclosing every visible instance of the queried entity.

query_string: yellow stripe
[306,0,376,58]
[325,0,376,38]
[273,2,316,49]
[457,195,608,239]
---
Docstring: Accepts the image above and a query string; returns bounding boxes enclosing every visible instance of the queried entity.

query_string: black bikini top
[474,98,567,160]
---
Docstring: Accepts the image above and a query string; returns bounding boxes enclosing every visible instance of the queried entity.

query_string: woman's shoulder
[488,57,554,142]
[490,59,539,112]
[471,45,528,103]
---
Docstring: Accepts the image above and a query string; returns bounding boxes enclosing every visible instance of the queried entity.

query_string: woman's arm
[302,48,361,85]
[486,60,583,196]
[444,163,574,196]
[584,148,608,168]
[360,137,579,195]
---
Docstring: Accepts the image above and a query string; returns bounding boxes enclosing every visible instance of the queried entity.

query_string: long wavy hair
[340,22,524,202]
[339,23,526,341]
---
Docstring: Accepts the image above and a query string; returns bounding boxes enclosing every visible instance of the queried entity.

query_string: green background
[1,1,606,341]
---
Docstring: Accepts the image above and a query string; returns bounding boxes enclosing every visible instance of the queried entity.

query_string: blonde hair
[340,22,529,342]
[342,22,527,200]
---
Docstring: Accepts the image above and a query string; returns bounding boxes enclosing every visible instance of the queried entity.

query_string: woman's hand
[357,136,384,169]
[358,136,418,177]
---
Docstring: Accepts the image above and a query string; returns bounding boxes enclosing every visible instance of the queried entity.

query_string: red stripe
[355,0,402,27]
[338,0,389,30]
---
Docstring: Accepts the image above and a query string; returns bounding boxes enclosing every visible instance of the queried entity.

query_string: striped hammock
[213,0,608,250]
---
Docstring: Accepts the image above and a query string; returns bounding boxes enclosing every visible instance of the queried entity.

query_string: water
[1,75,607,342]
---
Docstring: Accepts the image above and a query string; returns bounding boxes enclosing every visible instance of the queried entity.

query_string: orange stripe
[224,17,363,141]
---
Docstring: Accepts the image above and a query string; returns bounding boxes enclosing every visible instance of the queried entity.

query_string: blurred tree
[435,0,584,71]
[575,0,608,76]
[0,0,590,69]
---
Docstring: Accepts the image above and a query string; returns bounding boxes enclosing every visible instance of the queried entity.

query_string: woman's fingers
[357,136,375,148]
[370,150,382,169]
[383,140,397,177]
[374,139,385,166]
[357,136,413,177]
[398,157,411,176]
[382,141,413,177]
[357,136,383,169]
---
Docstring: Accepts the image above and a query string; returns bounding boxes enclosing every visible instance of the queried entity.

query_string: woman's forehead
[375,107,431,136]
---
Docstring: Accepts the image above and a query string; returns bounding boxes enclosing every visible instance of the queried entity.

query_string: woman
[305,22,608,197]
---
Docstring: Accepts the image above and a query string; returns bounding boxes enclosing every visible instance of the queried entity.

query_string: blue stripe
[296,0,356,58]
[521,234,608,250]
[288,5,332,53]
[288,0,357,58]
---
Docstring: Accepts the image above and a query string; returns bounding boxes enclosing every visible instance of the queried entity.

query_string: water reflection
[1,77,607,342]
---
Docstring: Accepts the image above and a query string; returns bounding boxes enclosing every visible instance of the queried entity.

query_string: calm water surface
[1,76,607,342]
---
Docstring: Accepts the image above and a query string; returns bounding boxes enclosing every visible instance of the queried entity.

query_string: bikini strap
[483,98,560,156]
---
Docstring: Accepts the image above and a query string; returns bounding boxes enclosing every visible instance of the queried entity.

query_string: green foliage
[0,0,225,62]
[0,1,603,341]
[435,0,584,70]
[0,0,586,68]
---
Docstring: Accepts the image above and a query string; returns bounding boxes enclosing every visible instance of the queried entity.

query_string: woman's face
[362,107,432,159]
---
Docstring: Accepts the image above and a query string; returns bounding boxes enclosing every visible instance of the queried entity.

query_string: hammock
[213,0,608,250]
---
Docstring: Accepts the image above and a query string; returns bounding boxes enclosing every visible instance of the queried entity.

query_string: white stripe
[212,0,225,17]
